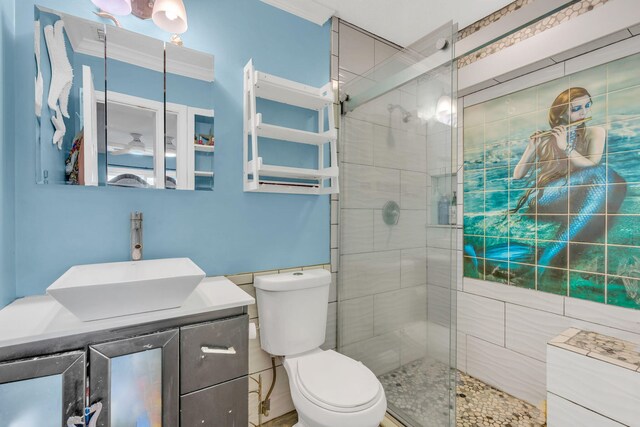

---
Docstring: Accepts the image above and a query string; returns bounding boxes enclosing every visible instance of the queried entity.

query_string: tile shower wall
[227,264,337,426]
[337,22,434,375]
[462,52,640,311]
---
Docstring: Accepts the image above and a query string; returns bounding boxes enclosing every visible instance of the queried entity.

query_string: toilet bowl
[284,349,386,427]
[254,270,387,427]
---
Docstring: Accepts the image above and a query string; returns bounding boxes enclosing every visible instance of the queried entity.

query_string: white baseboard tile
[547,345,640,426]
[463,277,564,315]
[547,393,624,427]
[458,291,505,346]
[505,304,574,362]
[467,336,546,406]
[564,297,640,335]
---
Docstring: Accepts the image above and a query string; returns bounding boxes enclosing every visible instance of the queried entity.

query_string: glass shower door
[337,25,458,427]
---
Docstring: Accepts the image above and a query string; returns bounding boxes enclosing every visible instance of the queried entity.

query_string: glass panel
[111,349,162,427]
[0,375,62,427]
[105,25,164,189]
[165,43,215,191]
[338,24,457,427]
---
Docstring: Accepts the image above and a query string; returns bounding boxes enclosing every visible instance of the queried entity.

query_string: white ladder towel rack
[242,59,339,194]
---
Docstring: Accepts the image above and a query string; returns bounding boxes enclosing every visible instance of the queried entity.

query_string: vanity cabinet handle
[201,345,237,356]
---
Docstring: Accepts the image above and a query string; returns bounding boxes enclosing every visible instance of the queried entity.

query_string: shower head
[387,103,412,123]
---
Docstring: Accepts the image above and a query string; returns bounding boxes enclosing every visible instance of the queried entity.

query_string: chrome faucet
[130,212,143,261]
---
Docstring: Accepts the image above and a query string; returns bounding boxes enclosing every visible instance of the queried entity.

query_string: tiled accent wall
[458,36,640,408]
[462,52,640,311]
[457,0,610,68]
[226,264,337,426]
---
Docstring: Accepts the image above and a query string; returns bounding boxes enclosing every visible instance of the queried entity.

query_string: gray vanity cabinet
[179,315,249,425]
[0,311,249,427]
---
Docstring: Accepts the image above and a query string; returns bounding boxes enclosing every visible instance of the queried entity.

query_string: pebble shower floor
[378,358,546,427]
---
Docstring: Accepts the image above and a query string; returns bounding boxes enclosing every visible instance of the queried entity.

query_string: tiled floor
[379,358,546,427]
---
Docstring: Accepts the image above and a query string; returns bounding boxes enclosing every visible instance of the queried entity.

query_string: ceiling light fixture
[152,0,188,34]
[90,0,189,42]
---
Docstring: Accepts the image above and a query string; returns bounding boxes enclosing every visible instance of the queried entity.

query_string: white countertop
[0,276,254,350]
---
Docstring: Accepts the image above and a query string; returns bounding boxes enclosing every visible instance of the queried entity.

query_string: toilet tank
[254,269,331,356]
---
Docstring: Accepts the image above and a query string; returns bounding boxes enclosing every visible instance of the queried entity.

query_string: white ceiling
[262,0,515,47]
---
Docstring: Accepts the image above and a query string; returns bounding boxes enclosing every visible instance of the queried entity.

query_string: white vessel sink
[47,258,206,321]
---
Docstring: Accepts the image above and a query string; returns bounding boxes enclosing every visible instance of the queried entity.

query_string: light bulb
[165,9,178,21]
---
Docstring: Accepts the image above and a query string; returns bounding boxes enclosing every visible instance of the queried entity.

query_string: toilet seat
[294,350,383,413]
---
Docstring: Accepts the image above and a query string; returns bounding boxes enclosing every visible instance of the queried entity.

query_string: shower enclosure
[337,23,459,427]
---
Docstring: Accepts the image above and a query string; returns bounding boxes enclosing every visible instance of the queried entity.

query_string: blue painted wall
[1,0,16,306]
[10,0,331,299]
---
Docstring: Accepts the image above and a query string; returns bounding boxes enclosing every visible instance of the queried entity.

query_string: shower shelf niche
[242,59,339,195]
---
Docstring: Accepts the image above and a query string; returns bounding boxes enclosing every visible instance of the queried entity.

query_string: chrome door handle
[201,345,236,355]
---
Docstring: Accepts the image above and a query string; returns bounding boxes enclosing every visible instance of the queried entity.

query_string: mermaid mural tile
[608,86,640,117]
[485,190,508,213]
[607,55,640,92]
[463,126,485,170]
[569,64,607,97]
[464,103,485,127]
[463,169,484,192]
[606,150,640,183]
[484,167,510,191]
[608,245,640,281]
[485,212,508,237]
[508,262,536,289]
[569,271,605,303]
[463,191,484,213]
[606,117,640,154]
[463,53,640,310]
[607,276,640,309]
[484,119,509,145]
[537,76,570,111]
[537,268,568,296]
[569,243,605,274]
[463,213,484,235]
[569,215,606,243]
[607,216,640,246]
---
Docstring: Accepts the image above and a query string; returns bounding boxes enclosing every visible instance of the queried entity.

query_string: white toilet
[254,269,387,427]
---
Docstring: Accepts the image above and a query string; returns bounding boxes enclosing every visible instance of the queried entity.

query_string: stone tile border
[458,0,535,41]
[457,0,610,68]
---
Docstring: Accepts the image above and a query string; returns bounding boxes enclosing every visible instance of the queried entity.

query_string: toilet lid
[296,350,380,409]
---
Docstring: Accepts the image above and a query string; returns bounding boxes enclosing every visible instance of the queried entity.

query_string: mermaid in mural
[466,87,627,277]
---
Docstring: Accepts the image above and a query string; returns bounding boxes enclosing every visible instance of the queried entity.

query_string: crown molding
[260,0,334,26]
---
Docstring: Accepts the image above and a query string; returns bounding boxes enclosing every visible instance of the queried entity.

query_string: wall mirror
[35,4,215,190]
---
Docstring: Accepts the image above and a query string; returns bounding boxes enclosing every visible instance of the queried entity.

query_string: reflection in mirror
[165,43,215,190]
[35,5,215,191]
[35,6,105,186]
[105,26,165,189]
